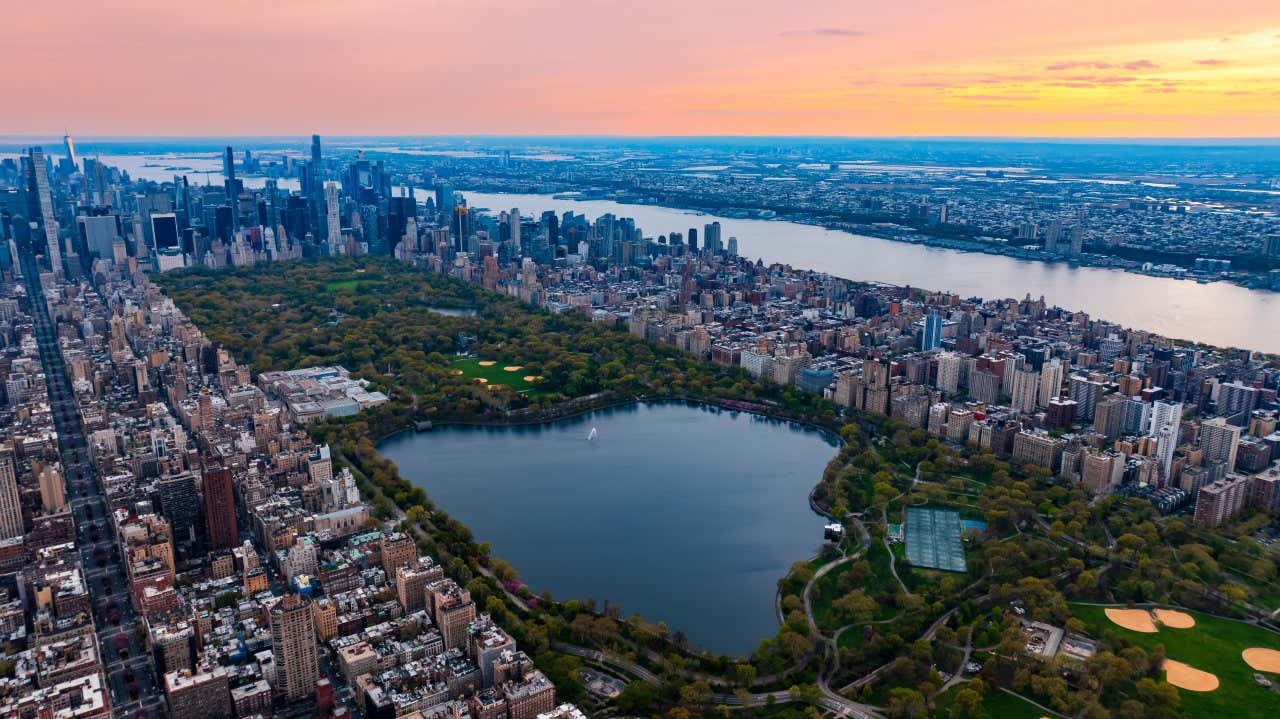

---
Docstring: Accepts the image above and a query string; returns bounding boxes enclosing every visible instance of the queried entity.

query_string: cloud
[1047,59,1157,72]
[1053,74,1141,85]
[1195,58,1230,66]
[899,80,958,88]
[1045,61,1112,71]
[779,28,866,38]
[958,94,1038,102]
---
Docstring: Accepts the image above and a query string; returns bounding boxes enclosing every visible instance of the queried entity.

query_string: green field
[1072,604,1280,719]
[451,357,545,395]
[980,689,1048,719]
[324,278,363,292]
[931,685,1048,719]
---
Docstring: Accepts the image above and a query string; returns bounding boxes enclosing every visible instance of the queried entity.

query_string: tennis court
[904,506,967,572]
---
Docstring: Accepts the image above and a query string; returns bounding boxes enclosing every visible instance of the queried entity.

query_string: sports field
[904,506,967,572]
[450,358,544,394]
[1073,603,1280,719]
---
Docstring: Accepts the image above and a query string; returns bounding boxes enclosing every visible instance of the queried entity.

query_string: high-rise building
[223,146,236,182]
[703,221,722,252]
[379,532,416,578]
[502,669,557,719]
[28,147,61,274]
[1081,450,1126,494]
[1038,358,1063,408]
[1068,375,1102,421]
[508,207,521,252]
[969,370,1000,405]
[1149,401,1183,482]
[1217,381,1258,425]
[269,594,320,702]
[1122,398,1152,435]
[63,132,78,168]
[325,183,342,254]
[935,352,962,395]
[80,214,119,261]
[0,454,23,540]
[202,467,238,550]
[1012,430,1064,472]
[396,559,444,613]
[310,134,325,236]
[921,310,942,351]
[430,580,477,650]
[1200,417,1241,472]
[158,474,201,549]
[1193,475,1251,528]
[37,465,66,513]
[164,663,232,719]
[1010,369,1039,414]
[150,212,180,251]
[1093,395,1126,439]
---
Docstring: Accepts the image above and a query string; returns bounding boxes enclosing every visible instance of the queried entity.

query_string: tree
[886,687,926,718]
[616,682,659,715]
[679,680,712,708]
[833,589,878,624]
[949,687,982,718]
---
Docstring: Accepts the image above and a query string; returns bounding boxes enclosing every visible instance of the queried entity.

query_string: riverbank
[465,183,1277,292]
[460,189,1280,354]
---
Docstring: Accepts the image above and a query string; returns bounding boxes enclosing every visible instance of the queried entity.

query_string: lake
[462,190,1280,354]
[380,401,839,657]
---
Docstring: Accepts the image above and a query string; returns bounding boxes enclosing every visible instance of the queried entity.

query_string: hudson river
[464,191,1280,354]
[381,402,839,657]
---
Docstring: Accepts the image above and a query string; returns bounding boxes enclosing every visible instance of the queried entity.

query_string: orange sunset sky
[5,0,1280,137]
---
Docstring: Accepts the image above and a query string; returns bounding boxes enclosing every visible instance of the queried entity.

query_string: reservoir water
[463,191,1280,354]
[380,401,839,657]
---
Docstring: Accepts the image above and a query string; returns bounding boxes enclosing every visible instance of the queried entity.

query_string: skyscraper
[27,147,61,274]
[325,183,342,255]
[202,467,238,550]
[62,131,78,168]
[921,310,942,351]
[1149,401,1183,482]
[1010,369,1039,414]
[935,351,962,395]
[703,221,722,252]
[1038,358,1064,408]
[1200,417,1241,472]
[0,454,23,540]
[158,474,201,549]
[310,134,325,237]
[222,146,236,182]
[37,465,66,513]
[269,594,320,702]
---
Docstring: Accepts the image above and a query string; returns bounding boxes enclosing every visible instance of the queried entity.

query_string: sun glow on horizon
[4,1,1280,137]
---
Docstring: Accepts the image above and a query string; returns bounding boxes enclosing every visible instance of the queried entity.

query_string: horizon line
[3,133,1280,144]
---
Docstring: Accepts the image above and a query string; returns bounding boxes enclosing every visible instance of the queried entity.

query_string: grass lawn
[1072,604,1280,719]
[837,624,870,651]
[324,279,363,292]
[450,357,546,396]
[979,689,1048,719]
[932,685,1047,719]
[810,561,854,631]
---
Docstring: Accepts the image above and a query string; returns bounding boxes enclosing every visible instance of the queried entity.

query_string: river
[380,401,839,657]
[462,191,1280,353]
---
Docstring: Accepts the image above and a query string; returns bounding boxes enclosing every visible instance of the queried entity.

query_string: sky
[6,0,1280,138]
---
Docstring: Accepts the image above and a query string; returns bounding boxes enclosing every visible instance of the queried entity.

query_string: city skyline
[6,1,1280,137]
